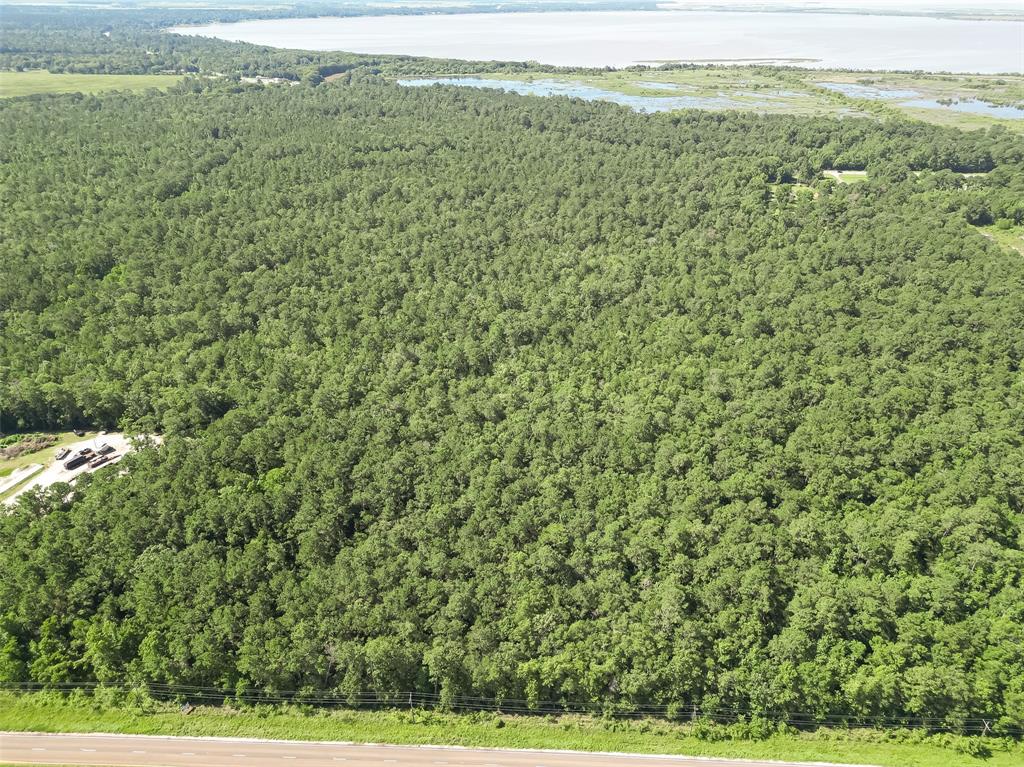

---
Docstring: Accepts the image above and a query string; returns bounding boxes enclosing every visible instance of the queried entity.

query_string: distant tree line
[0,3,661,80]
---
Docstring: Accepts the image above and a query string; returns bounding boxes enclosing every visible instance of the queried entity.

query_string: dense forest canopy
[1,20,1024,734]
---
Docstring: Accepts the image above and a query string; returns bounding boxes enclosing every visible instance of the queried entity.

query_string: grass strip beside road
[1,693,1020,767]
[0,466,44,504]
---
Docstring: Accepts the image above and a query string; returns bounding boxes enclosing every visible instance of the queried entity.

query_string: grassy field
[822,170,870,184]
[0,71,182,98]
[0,692,1020,767]
[978,223,1024,256]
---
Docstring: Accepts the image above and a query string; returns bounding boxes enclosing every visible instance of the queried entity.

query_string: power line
[1,682,1015,736]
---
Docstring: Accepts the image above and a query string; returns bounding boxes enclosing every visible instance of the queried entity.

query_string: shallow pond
[818,81,1024,119]
[817,82,921,100]
[899,98,1024,119]
[635,81,685,92]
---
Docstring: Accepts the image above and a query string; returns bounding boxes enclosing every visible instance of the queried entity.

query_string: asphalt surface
[0,464,42,495]
[0,733,873,767]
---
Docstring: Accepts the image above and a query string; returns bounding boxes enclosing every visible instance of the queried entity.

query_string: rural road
[0,464,42,495]
[0,733,874,767]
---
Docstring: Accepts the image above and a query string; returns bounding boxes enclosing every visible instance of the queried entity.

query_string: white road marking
[81,748,97,751]
[31,747,46,751]
[131,750,147,754]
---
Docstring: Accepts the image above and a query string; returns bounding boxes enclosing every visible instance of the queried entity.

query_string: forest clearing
[0,70,183,98]
[0,432,157,506]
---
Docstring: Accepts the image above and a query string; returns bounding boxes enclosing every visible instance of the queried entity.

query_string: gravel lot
[4,433,144,506]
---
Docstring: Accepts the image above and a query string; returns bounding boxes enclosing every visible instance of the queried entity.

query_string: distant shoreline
[169,10,1024,74]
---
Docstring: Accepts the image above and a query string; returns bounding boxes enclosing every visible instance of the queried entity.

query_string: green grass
[1,430,101,464]
[978,223,1024,256]
[0,431,98,473]
[0,71,182,98]
[0,431,98,502]
[822,170,870,184]
[0,466,44,504]
[897,105,1024,133]
[0,692,1020,767]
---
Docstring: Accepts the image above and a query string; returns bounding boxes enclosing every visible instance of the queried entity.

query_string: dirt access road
[0,733,877,767]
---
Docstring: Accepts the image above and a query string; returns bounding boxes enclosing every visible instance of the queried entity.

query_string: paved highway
[1,733,871,767]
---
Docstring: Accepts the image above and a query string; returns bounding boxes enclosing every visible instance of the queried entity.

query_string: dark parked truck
[96,444,115,456]
[64,449,94,470]
[88,454,113,469]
